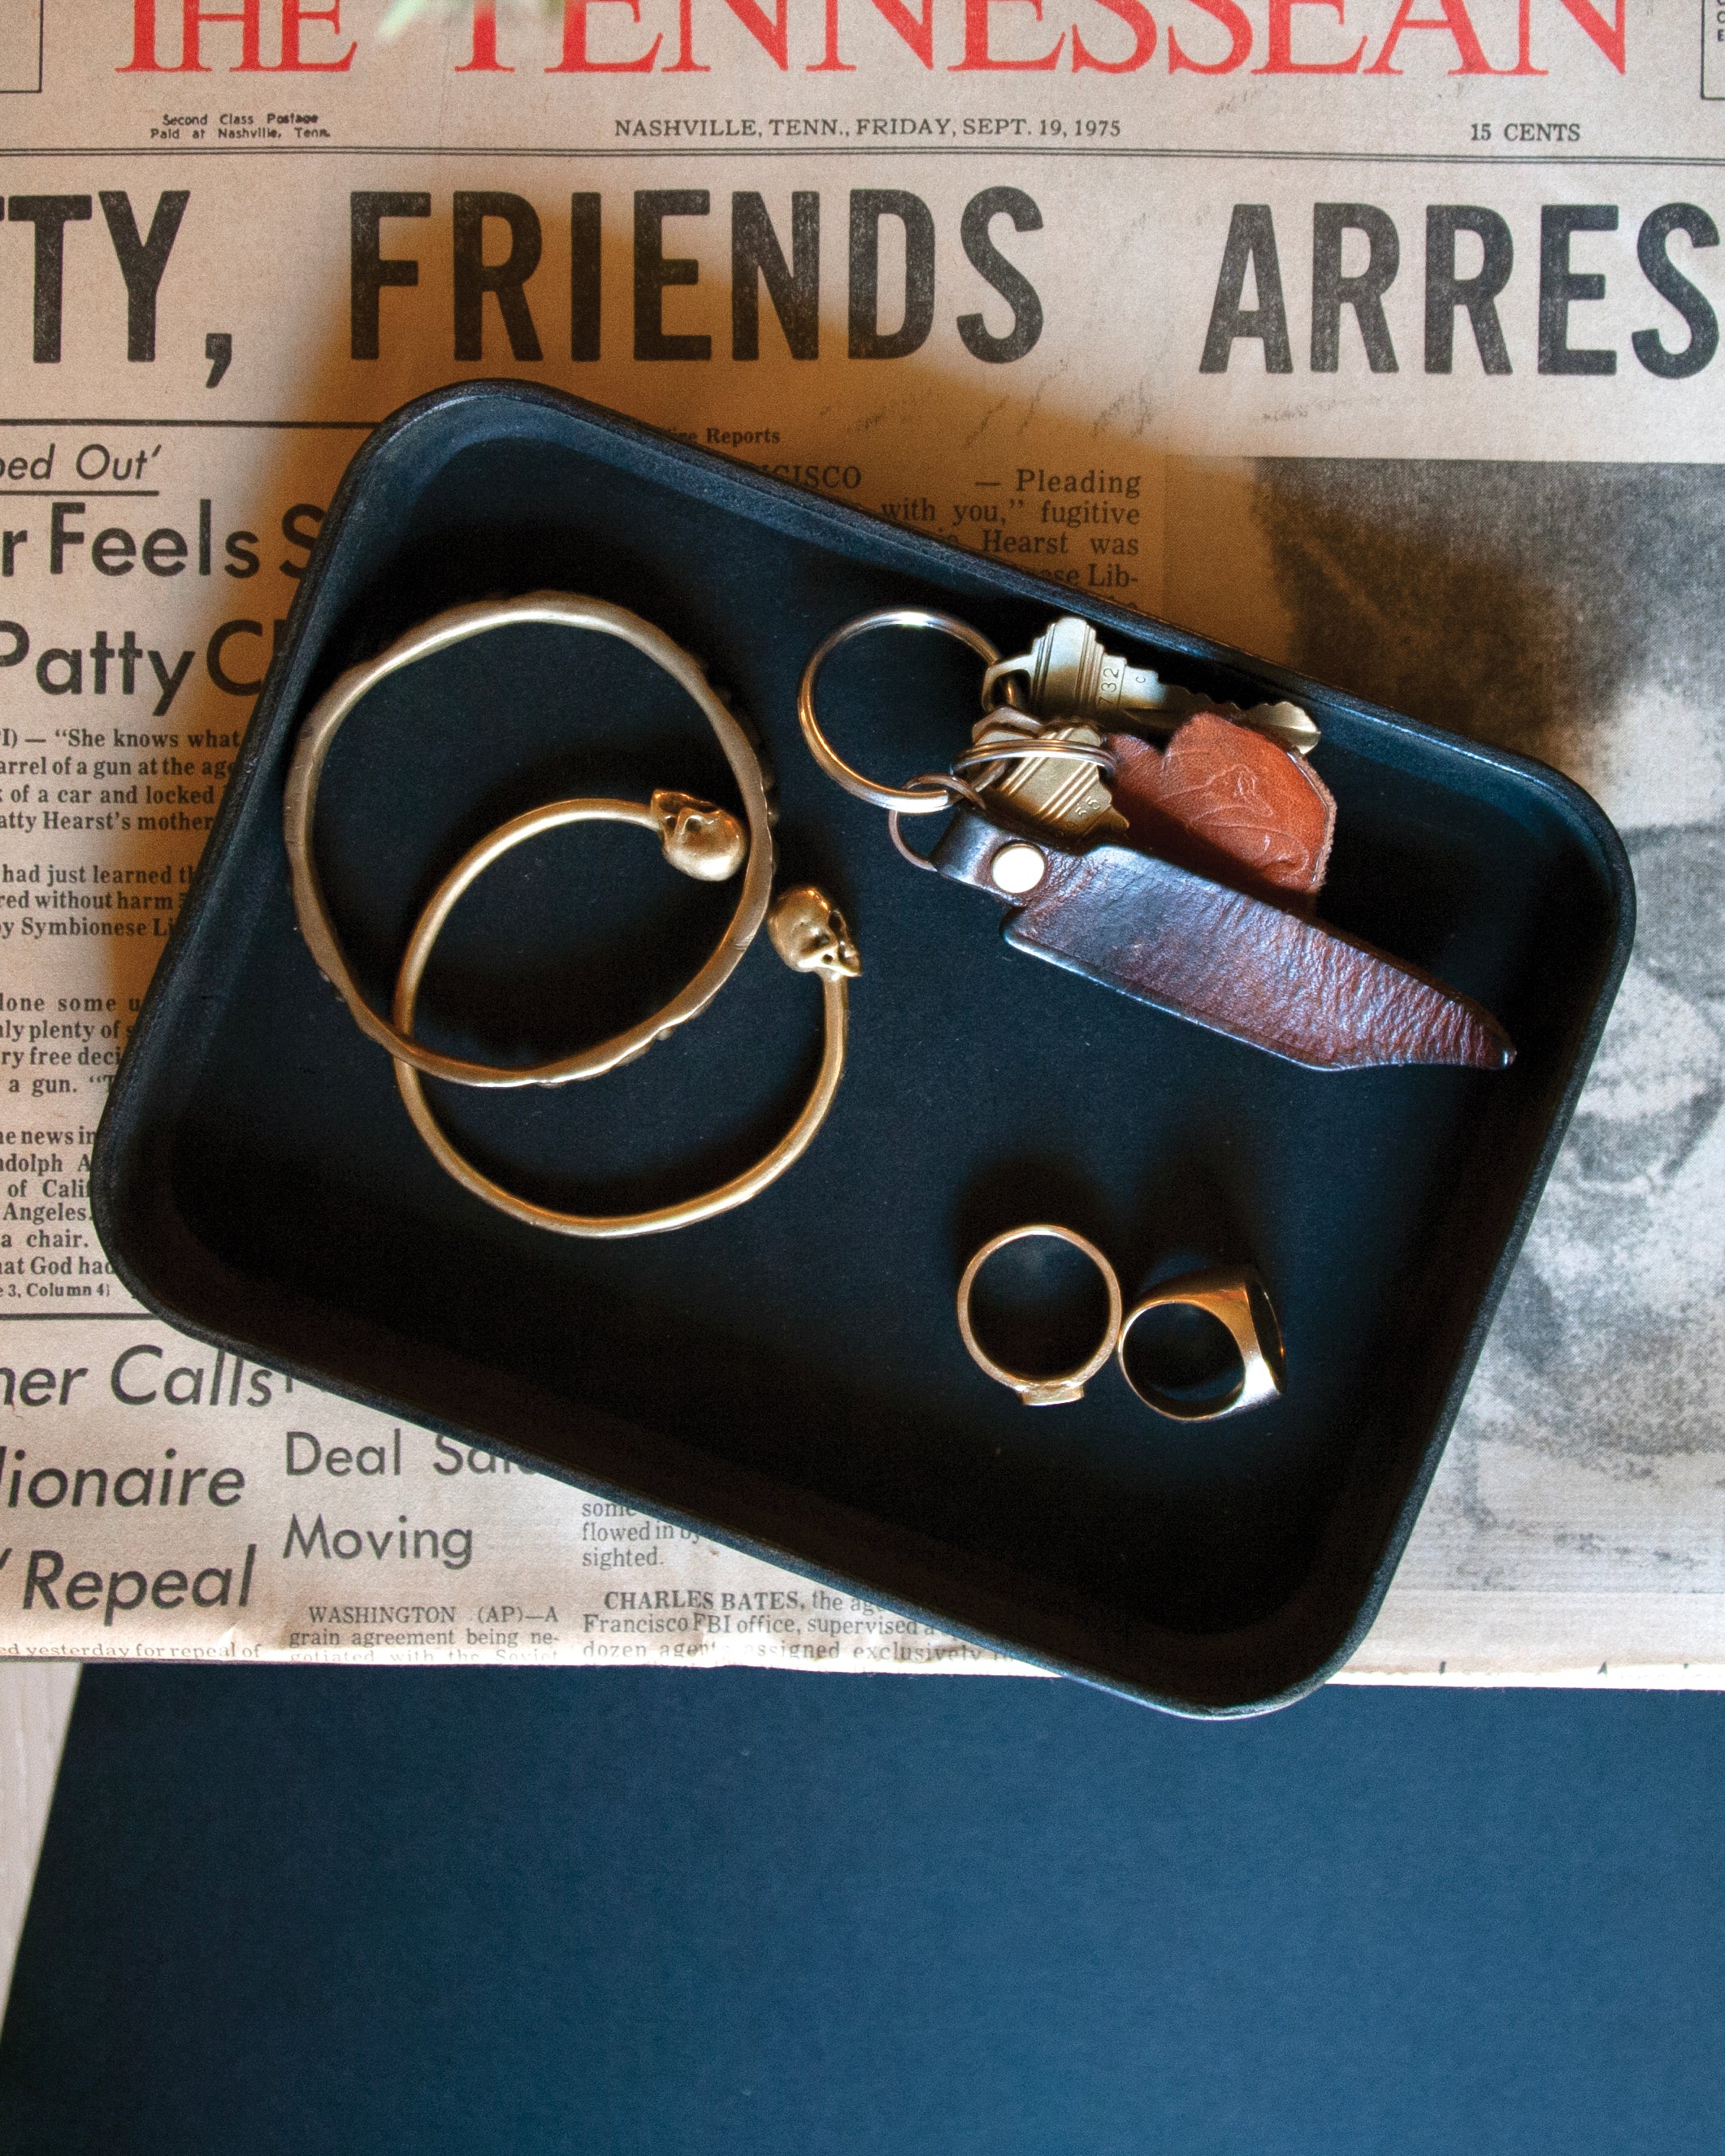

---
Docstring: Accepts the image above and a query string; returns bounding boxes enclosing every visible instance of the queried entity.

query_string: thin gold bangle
[389,798,859,1240]
[284,592,775,1090]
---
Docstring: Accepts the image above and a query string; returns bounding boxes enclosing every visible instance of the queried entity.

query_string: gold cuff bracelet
[284,592,776,1089]
[389,795,857,1240]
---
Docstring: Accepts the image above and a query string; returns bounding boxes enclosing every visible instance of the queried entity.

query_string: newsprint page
[0,0,1721,1682]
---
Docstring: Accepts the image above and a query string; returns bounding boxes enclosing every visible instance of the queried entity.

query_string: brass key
[985,615,1320,760]
[982,614,1167,726]
[957,713,1125,841]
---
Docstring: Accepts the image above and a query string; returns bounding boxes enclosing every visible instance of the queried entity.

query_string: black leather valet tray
[92,383,1633,1716]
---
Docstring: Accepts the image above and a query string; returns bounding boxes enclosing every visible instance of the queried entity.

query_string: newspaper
[2,0,1723,1679]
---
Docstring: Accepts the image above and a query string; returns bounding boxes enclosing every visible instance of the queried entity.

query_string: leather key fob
[1107,715,1337,908]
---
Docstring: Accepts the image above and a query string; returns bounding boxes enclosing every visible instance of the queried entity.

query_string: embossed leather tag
[1107,717,1337,906]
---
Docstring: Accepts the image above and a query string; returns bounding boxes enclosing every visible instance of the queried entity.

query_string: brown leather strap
[929,809,1514,1074]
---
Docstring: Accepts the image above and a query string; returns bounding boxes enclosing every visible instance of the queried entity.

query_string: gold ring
[798,607,1003,815]
[956,1224,1123,1406]
[284,593,775,1089]
[390,795,858,1239]
[1116,1267,1285,1422]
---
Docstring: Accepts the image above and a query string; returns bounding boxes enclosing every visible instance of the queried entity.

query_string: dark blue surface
[2,1669,1722,2154]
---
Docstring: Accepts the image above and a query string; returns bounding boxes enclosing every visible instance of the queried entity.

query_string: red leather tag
[1108,717,1337,904]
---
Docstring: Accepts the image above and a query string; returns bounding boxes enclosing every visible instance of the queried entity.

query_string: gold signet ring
[956,1225,1123,1407]
[1115,1267,1285,1422]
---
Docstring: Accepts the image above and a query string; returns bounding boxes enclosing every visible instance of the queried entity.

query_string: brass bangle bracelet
[1115,1267,1285,1422]
[798,608,1003,816]
[390,798,859,1240]
[956,1224,1123,1406]
[284,593,775,1090]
